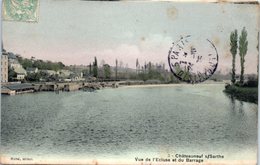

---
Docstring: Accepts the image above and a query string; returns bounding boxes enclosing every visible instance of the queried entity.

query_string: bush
[243,75,258,87]
[224,84,258,104]
[244,80,258,87]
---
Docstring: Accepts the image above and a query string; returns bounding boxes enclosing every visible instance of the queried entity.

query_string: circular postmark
[168,35,218,83]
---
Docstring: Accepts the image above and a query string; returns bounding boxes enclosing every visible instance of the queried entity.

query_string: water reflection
[230,95,236,112]
[228,94,246,116]
[239,101,244,115]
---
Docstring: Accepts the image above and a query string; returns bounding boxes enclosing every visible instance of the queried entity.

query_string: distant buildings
[69,72,84,81]
[26,67,38,74]
[41,69,57,76]
[1,49,8,83]
[59,69,73,78]
[6,51,27,81]
[8,52,17,64]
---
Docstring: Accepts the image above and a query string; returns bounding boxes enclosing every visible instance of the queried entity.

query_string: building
[41,69,57,76]
[8,53,21,69]
[7,52,17,64]
[69,72,84,81]
[1,83,35,95]
[1,50,8,83]
[27,67,39,74]
[14,67,27,80]
[59,69,73,78]
[5,51,27,81]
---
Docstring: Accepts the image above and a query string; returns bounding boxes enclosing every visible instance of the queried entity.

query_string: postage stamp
[168,35,218,83]
[2,0,39,22]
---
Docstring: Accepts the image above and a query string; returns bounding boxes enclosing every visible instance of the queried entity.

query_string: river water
[1,84,258,163]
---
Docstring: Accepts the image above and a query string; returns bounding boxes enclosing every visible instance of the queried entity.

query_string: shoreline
[224,84,258,104]
[121,82,226,88]
[1,80,227,95]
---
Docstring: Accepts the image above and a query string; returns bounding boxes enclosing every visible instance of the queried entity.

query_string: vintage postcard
[1,0,259,164]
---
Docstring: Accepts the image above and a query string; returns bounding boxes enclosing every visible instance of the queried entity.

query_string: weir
[1,81,119,95]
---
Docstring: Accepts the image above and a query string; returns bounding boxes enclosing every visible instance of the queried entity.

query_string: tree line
[85,56,179,83]
[17,56,65,71]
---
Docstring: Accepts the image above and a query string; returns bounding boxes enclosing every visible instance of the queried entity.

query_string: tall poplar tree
[115,59,118,80]
[93,57,98,78]
[230,29,238,84]
[239,27,248,84]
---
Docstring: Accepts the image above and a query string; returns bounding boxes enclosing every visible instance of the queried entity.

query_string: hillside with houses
[6,51,84,83]
[2,49,183,84]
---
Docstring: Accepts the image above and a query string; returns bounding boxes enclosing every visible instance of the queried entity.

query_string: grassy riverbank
[224,84,258,104]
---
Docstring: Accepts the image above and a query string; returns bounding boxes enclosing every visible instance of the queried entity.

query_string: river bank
[1,80,228,95]
[224,84,258,104]
[1,81,119,95]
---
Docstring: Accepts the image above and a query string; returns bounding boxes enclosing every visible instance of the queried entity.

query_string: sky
[3,0,260,74]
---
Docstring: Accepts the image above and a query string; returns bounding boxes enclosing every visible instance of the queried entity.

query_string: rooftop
[8,53,17,59]
[2,83,34,91]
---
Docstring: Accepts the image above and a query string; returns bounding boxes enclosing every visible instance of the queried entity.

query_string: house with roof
[41,69,58,76]
[58,69,73,79]
[1,83,35,95]
[5,51,27,81]
[69,72,84,81]
[13,66,27,80]
[8,52,21,69]
[8,52,17,63]
[26,67,39,74]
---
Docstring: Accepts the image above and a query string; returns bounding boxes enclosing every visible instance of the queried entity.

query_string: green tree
[230,29,238,84]
[47,74,59,82]
[148,62,152,78]
[93,57,98,78]
[89,63,92,75]
[8,66,17,82]
[58,62,65,69]
[20,58,33,69]
[38,71,48,81]
[82,69,88,77]
[136,58,139,74]
[18,57,66,71]
[103,64,111,79]
[239,27,248,84]
[26,72,41,82]
[115,59,118,80]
